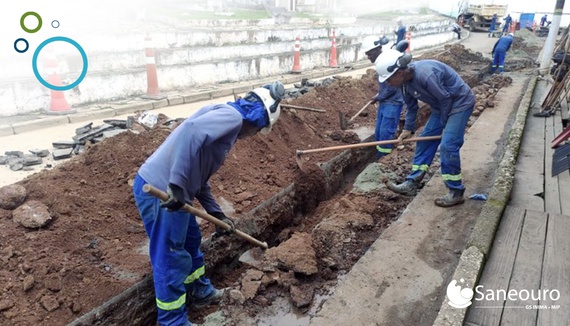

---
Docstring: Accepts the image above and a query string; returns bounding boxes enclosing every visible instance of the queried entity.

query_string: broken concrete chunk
[52,148,74,160]
[29,149,50,157]
[22,155,42,166]
[265,232,318,275]
[0,184,27,210]
[102,129,128,139]
[9,163,23,171]
[0,156,7,165]
[75,122,93,135]
[4,151,23,157]
[73,123,115,143]
[103,119,128,129]
[12,200,52,228]
[52,140,77,149]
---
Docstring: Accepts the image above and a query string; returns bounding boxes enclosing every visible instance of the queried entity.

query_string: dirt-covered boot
[434,188,465,207]
[189,288,226,311]
[386,179,419,196]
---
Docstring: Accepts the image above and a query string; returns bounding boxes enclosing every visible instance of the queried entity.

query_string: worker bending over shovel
[132,81,284,326]
[375,49,475,207]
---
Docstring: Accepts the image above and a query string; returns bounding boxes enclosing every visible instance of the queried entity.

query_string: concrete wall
[0,16,455,117]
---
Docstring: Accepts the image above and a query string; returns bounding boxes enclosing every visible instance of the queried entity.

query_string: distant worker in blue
[540,14,548,27]
[502,14,512,35]
[133,81,285,326]
[362,35,406,158]
[491,33,514,74]
[395,18,407,44]
[488,13,498,37]
[375,49,475,207]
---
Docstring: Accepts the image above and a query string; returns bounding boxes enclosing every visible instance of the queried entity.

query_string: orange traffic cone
[405,31,412,53]
[44,45,71,114]
[329,29,339,68]
[291,35,301,74]
[142,35,165,99]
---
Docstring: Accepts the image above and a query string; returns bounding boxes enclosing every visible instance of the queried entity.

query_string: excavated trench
[0,42,539,326]
[64,44,529,326]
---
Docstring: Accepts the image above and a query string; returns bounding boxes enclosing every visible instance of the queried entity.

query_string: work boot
[386,180,418,196]
[189,288,226,311]
[434,188,465,207]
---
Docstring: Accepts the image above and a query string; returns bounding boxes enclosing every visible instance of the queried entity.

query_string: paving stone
[29,149,50,157]
[52,140,77,149]
[75,122,93,135]
[4,151,23,157]
[52,148,74,160]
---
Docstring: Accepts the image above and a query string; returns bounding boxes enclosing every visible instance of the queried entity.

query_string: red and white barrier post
[291,35,301,74]
[44,45,71,114]
[143,35,165,99]
[329,29,339,68]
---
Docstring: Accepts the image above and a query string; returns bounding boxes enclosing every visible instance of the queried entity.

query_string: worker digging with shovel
[132,81,285,326]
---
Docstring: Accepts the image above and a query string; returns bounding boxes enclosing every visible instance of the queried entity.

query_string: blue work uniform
[374,80,404,157]
[502,15,512,33]
[491,35,513,73]
[488,14,497,35]
[133,104,242,326]
[401,60,475,190]
[395,24,406,43]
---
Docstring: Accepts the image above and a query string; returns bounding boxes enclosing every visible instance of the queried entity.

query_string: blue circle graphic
[32,36,88,91]
[14,38,29,53]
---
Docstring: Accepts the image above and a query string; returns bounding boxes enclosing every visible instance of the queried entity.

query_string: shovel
[339,100,374,130]
[295,135,442,171]
[142,184,268,249]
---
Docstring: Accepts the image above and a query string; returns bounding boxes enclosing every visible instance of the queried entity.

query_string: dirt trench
[0,40,541,326]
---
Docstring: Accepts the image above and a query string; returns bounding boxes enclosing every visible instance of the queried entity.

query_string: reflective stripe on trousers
[374,102,404,157]
[406,107,473,190]
[133,174,213,326]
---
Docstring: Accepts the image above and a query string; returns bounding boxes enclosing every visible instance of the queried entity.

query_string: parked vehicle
[458,2,508,32]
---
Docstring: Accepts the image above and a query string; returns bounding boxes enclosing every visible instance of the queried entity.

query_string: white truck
[458,1,508,32]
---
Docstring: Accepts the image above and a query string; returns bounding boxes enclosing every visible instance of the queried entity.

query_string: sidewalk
[0,61,373,137]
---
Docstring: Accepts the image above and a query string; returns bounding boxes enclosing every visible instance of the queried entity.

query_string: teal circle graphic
[32,36,88,91]
[20,11,42,33]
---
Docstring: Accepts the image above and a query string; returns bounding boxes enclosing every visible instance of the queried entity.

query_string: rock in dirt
[265,232,318,275]
[23,274,35,292]
[40,295,60,312]
[0,184,27,210]
[240,269,264,300]
[12,200,52,228]
[0,299,14,311]
[290,284,315,308]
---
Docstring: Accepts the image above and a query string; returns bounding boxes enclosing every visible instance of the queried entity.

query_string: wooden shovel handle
[142,184,268,249]
[347,100,374,123]
[296,135,442,156]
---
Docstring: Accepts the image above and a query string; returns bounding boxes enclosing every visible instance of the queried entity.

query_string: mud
[0,38,540,326]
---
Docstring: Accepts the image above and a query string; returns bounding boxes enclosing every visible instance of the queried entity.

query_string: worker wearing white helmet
[375,49,475,207]
[361,35,406,158]
[491,33,514,74]
[133,81,285,326]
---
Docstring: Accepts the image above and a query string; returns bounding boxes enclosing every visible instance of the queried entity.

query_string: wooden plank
[510,171,544,210]
[553,114,570,215]
[537,212,570,325]
[500,209,548,326]
[544,114,561,214]
[516,109,546,174]
[465,206,526,326]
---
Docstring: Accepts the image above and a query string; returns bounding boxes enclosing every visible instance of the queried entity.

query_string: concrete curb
[432,74,538,326]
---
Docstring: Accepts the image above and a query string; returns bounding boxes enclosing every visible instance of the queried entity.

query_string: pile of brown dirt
[0,38,537,326]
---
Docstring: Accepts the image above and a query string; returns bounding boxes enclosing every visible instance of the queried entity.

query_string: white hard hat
[362,35,390,53]
[375,49,412,83]
[246,81,285,134]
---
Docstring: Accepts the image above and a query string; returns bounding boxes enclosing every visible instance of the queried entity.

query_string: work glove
[370,96,379,106]
[160,183,186,211]
[208,211,236,237]
[397,130,413,143]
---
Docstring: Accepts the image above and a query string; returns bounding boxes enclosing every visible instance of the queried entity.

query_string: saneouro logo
[446,279,474,308]
[446,279,561,309]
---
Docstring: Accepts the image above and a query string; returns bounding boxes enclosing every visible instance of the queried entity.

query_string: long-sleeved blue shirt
[395,25,406,43]
[492,35,513,54]
[138,104,242,213]
[402,60,475,131]
[375,80,404,105]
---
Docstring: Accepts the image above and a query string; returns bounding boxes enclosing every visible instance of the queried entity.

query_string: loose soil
[0,32,542,326]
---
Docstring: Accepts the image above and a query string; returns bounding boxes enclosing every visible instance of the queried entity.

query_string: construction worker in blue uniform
[132,81,284,326]
[375,49,475,207]
[502,14,512,35]
[491,33,514,74]
[394,18,407,44]
[362,35,405,158]
[540,14,548,27]
[488,13,498,37]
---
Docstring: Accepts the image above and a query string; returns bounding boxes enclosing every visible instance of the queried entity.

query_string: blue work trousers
[374,103,404,157]
[406,108,473,190]
[492,51,506,73]
[133,174,215,326]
